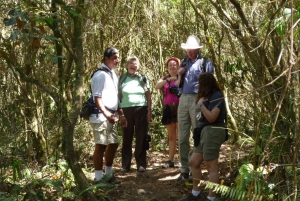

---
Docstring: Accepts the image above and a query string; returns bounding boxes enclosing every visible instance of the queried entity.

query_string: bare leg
[105,143,119,166]
[93,144,107,170]
[206,158,219,197]
[189,152,204,191]
[166,122,177,161]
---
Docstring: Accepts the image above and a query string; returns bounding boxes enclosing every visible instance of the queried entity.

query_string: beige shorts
[90,121,119,145]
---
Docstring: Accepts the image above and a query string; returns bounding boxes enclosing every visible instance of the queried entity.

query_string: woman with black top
[180,72,227,201]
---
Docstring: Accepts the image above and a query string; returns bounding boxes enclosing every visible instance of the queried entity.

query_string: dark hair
[196,73,221,103]
[102,47,119,62]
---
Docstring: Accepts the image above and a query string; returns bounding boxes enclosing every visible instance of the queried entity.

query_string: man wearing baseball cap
[177,35,214,200]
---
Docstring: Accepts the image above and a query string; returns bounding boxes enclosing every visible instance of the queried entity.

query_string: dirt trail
[105,143,235,201]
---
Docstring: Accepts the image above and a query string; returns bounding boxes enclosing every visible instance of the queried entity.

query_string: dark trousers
[122,106,148,170]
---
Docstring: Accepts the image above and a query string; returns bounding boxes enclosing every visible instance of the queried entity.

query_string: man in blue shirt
[177,35,214,182]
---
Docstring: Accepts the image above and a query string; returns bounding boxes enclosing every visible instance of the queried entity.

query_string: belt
[105,107,116,114]
[181,94,196,96]
[165,103,179,106]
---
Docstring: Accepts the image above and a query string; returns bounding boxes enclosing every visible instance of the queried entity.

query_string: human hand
[168,76,178,82]
[197,97,207,105]
[178,67,186,75]
[120,116,127,127]
[107,114,118,124]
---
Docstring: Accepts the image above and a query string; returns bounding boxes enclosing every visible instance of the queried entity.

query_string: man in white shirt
[90,47,127,182]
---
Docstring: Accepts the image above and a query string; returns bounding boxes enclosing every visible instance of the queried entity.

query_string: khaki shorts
[194,125,226,160]
[90,121,119,145]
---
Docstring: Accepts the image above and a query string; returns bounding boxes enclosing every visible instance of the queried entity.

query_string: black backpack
[80,67,110,120]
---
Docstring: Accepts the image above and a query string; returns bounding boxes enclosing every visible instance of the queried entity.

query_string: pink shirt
[163,80,180,105]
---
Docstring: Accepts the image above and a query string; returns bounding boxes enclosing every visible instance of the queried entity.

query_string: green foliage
[200,169,274,201]
[12,158,22,182]
[274,7,300,36]
[77,179,116,201]
[234,164,274,200]
[0,158,78,200]
[224,57,243,74]
[148,106,168,151]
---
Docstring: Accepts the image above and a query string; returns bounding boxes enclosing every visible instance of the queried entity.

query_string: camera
[169,85,182,98]
[196,112,204,121]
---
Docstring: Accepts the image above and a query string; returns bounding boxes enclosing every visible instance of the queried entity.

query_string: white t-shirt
[89,64,118,123]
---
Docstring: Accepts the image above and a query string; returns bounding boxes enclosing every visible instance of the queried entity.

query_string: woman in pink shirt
[155,57,180,168]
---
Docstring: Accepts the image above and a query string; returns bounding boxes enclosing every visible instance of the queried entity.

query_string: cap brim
[181,43,203,49]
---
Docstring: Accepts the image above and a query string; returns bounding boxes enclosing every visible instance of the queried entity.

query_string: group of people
[88,35,227,201]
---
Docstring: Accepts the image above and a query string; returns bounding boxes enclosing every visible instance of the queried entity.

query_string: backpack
[118,72,148,102]
[79,67,110,120]
[178,56,207,88]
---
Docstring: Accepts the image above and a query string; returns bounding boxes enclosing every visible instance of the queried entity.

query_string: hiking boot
[162,160,175,168]
[138,166,146,172]
[176,172,189,181]
[120,168,129,173]
[179,193,201,201]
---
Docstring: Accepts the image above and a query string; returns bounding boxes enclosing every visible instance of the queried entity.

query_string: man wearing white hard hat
[177,35,214,199]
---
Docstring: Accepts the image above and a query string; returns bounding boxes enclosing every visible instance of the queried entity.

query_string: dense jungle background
[0,0,300,200]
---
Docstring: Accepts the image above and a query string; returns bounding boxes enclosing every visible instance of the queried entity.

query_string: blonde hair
[126,56,140,70]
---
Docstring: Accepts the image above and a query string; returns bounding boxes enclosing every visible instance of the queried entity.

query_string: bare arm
[155,78,167,89]
[155,76,179,89]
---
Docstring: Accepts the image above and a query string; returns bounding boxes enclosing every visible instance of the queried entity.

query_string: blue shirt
[181,54,214,94]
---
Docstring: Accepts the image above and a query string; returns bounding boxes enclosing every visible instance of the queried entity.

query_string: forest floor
[87,141,247,201]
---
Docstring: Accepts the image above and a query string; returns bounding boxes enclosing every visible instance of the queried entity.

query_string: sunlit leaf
[45,17,53,25]
[229,64,235,74]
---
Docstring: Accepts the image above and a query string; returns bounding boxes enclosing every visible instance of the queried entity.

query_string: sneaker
[179,193,201,201]
[108,174,121,184]
[176,172,189,181]
[162,160,175,168]
[138,166,146,172]
[96,174,121,185]
[187,172,193,182]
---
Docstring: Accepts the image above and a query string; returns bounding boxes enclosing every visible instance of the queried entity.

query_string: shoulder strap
[90,66,110,78]
[179,57,188,88]
[118,74,127,102]
[89,66,110,95]
[138,74,148,92]
[118,74,127,86]
[141,74,147,84]
[201,57,207,73]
